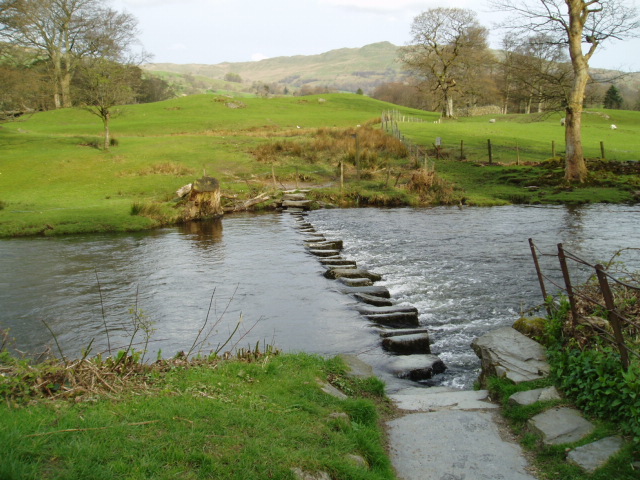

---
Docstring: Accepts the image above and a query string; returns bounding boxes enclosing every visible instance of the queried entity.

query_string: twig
[95,268,111,354]
[41,319,66,364]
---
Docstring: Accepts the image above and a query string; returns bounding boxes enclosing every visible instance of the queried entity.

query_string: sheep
[560,118,566,126]
[611,124,617,130]
[489,119,496,123]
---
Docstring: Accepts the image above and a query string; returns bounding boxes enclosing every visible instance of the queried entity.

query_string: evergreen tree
[603,85,623,109]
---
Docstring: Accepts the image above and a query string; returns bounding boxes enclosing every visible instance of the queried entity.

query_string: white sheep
[489,119,496,123]
[611,124,617,130]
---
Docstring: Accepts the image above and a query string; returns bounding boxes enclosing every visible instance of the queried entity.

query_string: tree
[0,0,139,109]
[74,58,139,149]
[603,84,623,108]
[491,0,640,182]
[400,8,490,117]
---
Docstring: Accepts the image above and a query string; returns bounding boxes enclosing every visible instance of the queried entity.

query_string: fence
[528,239,640,370]
[382,110,436,171]
[382,110,627,165]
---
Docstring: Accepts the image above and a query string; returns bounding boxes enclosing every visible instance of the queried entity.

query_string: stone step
[528,407,595,445]
[356,305,418,316]
[305,241,343,251]
[307,249,341,258]
[283,200,311,210]
[388,354,447,381]
[353,292,393,307]
[381,333,431,355]
[339,277,374,287]
[339,286,391,298]
[283,193,307,201]
[379,327,431,338]
[567,436,624,473]
[390,387,499,411]
[324,268,382,281]
[364,312,420,328]
[509,387,561,406]
[320,258,357,268]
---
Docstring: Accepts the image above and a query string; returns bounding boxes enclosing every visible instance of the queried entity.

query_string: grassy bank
[0,351,394,480]
[1,93,639,237]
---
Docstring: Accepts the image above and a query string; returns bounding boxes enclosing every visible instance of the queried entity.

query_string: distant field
[1,93,638,236]
[0,94,429,236]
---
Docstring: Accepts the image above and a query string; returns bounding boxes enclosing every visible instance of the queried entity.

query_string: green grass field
[1,93,638,236]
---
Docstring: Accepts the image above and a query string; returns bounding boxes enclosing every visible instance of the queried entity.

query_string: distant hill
[142,41,640,106]
[142,42,407,95]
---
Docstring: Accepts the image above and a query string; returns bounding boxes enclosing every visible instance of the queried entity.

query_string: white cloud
[251,53,270,62]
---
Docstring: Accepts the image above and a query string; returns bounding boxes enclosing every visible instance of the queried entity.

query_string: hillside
[142,42,406,94]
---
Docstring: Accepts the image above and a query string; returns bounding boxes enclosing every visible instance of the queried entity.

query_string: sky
[111,0,640,72]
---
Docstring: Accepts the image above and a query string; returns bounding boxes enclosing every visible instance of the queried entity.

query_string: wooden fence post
[460,140,464,160]
[595,264,630,370]
[600,141,606,160]
[552,140,556,158]
[557,243,579,329]
[529,239,551,316]
[487,139,493,164]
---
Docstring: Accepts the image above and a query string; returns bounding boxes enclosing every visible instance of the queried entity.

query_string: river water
[1,205,638,390]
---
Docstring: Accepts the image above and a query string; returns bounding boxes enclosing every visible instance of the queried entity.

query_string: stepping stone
[305,240,343,250]
[287,208,306,214]
[284,193,307,201]
[308,249,341,257]
[324,268,382,281]
[356,305,418,316]
[283,200,311,210]
[388,354,446,381]
[528,407,595,445]
[390,387,499,411]
[353,292,393,307]
[472,327,550,385]
[299,227,316,233]
[509,387,561,406]
[303,235,326,242]
[567,436,624,472]
[320,258,357,268]
[364,312,420,328]
[297,222,314,229]
[338,277,373,287]
[339,286,391,298]
[382,333,431,355]
[379,327,431,338]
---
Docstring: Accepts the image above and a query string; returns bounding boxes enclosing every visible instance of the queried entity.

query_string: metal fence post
[595,264,630,371]
[557,243,579,329]
[529,239,551,316]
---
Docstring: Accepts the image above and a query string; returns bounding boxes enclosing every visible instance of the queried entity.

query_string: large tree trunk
[564,1,591,183]
[443,91,454,118]
[564,77,588,182]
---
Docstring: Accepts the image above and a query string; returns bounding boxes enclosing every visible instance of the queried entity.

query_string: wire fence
[529,239,640,370]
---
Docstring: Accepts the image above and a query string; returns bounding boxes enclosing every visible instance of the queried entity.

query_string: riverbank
[0,351,395,479]
[2,93,639,238]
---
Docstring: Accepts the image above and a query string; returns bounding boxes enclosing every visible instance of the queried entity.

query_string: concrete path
[386,386,539,480]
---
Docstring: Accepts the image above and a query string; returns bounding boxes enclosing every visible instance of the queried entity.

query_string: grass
[1,93,639,237]
[0,352,394,480]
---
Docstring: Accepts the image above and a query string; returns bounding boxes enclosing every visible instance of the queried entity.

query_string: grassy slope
[0,354,395,480]
[0,94,424,236]
[1,93,639,236]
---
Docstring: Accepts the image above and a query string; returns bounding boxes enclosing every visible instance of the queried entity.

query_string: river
[1,205,638,390]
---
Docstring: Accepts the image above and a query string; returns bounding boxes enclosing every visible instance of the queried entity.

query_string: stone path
[281,195,627,479]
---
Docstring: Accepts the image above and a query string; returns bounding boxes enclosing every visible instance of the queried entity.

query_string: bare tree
[400,8,490,118]
[491,0,640,182]
[0,0,139,109]
[74,58,139,149]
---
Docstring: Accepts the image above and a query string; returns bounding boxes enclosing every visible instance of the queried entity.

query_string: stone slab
[324,268,382,281]
[388,354,446,381]
[381,333,431,355]
[567,436,624,472]
[356,304,418,315]
[390,389,499,411]
[338,277,373,287]
[528,407,595,445]
[364,312,420,328]
[353,292,393,307]
[387,410,538,480]
[338,354,375,378]
[339,286,390,298]
[308,249,341,258]
[509,386,561,406]
[472,327,550,384]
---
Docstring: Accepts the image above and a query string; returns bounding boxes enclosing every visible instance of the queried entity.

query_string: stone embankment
[281,191,627,478]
